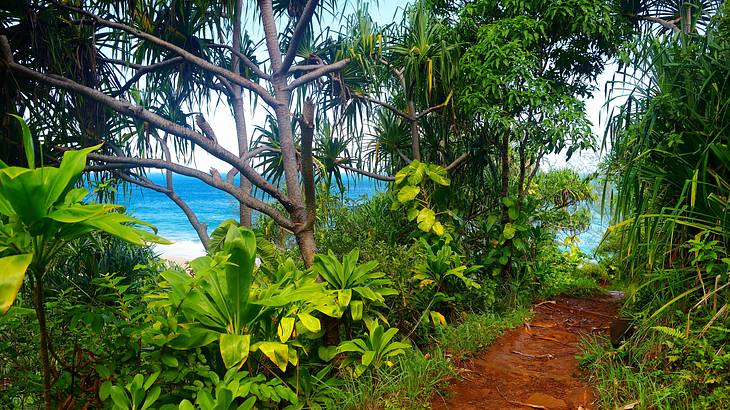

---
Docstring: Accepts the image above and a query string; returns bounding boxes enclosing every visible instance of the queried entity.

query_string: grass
[436,308,531,361]
[332,308,531,409]
[579,324,730,410]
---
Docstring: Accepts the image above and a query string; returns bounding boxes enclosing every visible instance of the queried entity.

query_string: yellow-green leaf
[397,186,420,202]
[0,254,33,314]
[297,312,321,333]
[277,317,295,343]
[254,341,289,372]
[219,333,250,369]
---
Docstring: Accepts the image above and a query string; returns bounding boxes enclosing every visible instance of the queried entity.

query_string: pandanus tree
[0,0,355,266]
[331,1,469,181]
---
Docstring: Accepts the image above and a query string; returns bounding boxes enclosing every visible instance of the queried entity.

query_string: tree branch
[110,57,184,97]
[286,58,351,90]
[336,162,395,182]
[356,94,413,121]
[87,152,295,230]
[417,93,453,119]
[1,49,294,210]
[49,1,278,107]
[280,0,320,74]
[630,14,681,33]
[258,0,283,73]
[115,170,211,248]
[209,43,269,80]
[299,100,317,227]
[445,153,469,172]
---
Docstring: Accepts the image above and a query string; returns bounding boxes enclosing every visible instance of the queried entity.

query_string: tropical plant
[0,117,167,408]
[336,320,411,377]
[313,248,398,322]
[146,225,334,373]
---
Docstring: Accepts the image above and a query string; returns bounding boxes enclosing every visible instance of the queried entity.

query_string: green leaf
[140,386,161,410]
[9,115,34,169]
[277,317,295,342]
[432,221,445,236]
[109,386,131,408]
[238,396,257,410]
[297,312,321,333]
[361,350,375,366]
[350,300,364,321]
[318,346,338,361]
[0,254,33,314]
[407,163,425,185]
[417,208,436,232]
[178,400,196,410]
[406,207,419,221]
[219,333,251,369]
[502,223,516,240]
[223,226,256,333]
[397,185,420,202]
[508,206,518,221]
[425,164,450,186]
[99,380,112,401]
[161,354,178,368]
[337,289,352,308]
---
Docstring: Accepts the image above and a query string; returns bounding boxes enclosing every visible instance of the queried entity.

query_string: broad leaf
[0,254,33,314]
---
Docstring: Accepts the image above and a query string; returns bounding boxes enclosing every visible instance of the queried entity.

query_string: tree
[453,0,628,277]
[329,1,469,181]
[0,0,353,266]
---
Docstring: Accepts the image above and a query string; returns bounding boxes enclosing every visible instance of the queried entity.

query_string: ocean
[121,173,386,257]
[122,173,608,258]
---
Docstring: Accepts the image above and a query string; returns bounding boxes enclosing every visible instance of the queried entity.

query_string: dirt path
[432,294,620,410]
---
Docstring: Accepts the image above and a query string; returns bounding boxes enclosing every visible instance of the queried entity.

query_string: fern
[651,326,686,340]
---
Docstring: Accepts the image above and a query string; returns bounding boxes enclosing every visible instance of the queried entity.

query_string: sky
[187,0,614,173]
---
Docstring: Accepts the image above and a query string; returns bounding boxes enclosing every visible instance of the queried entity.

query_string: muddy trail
[432,294,620,410]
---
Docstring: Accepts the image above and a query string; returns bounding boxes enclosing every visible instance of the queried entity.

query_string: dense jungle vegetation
[0,0,728,409]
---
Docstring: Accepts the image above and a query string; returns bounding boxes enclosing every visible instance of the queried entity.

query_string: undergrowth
[334,308,531,409]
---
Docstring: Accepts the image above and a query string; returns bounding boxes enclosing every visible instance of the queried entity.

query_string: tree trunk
[499,131,512,281]
[232,96,252,227]
[231,0,252,228]
[295,227,317,268]
[408,99,420,161]
[33,275,53,409]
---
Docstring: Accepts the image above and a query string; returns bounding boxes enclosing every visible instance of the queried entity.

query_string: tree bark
[33,275,53,409]
[230,0,253,228]
[499,130,512,281]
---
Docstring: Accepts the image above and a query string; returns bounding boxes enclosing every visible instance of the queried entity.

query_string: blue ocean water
[123,173,608,258]
[121,173,386,257]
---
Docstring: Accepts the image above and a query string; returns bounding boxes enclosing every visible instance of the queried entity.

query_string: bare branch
[1,52,294,210]
[417,93,453,119]
[258,0,283,73]
[280,0,320,74]
[630,14,681,33]
[445,152,469,172]
[286,58,351,90]
[209,43,270,80]
[50,1,277,107]
[110,57,184,97]
[288,64,324,73]
[87,152,295,230]
[396,149,413,164]
[336,162,395,182]
[356,94,413,121]
[115,170,211,247]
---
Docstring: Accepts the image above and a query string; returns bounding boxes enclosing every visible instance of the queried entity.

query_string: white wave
[153,240,206,259]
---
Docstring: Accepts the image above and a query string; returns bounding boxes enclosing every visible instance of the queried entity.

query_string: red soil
[432,295,620,410]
